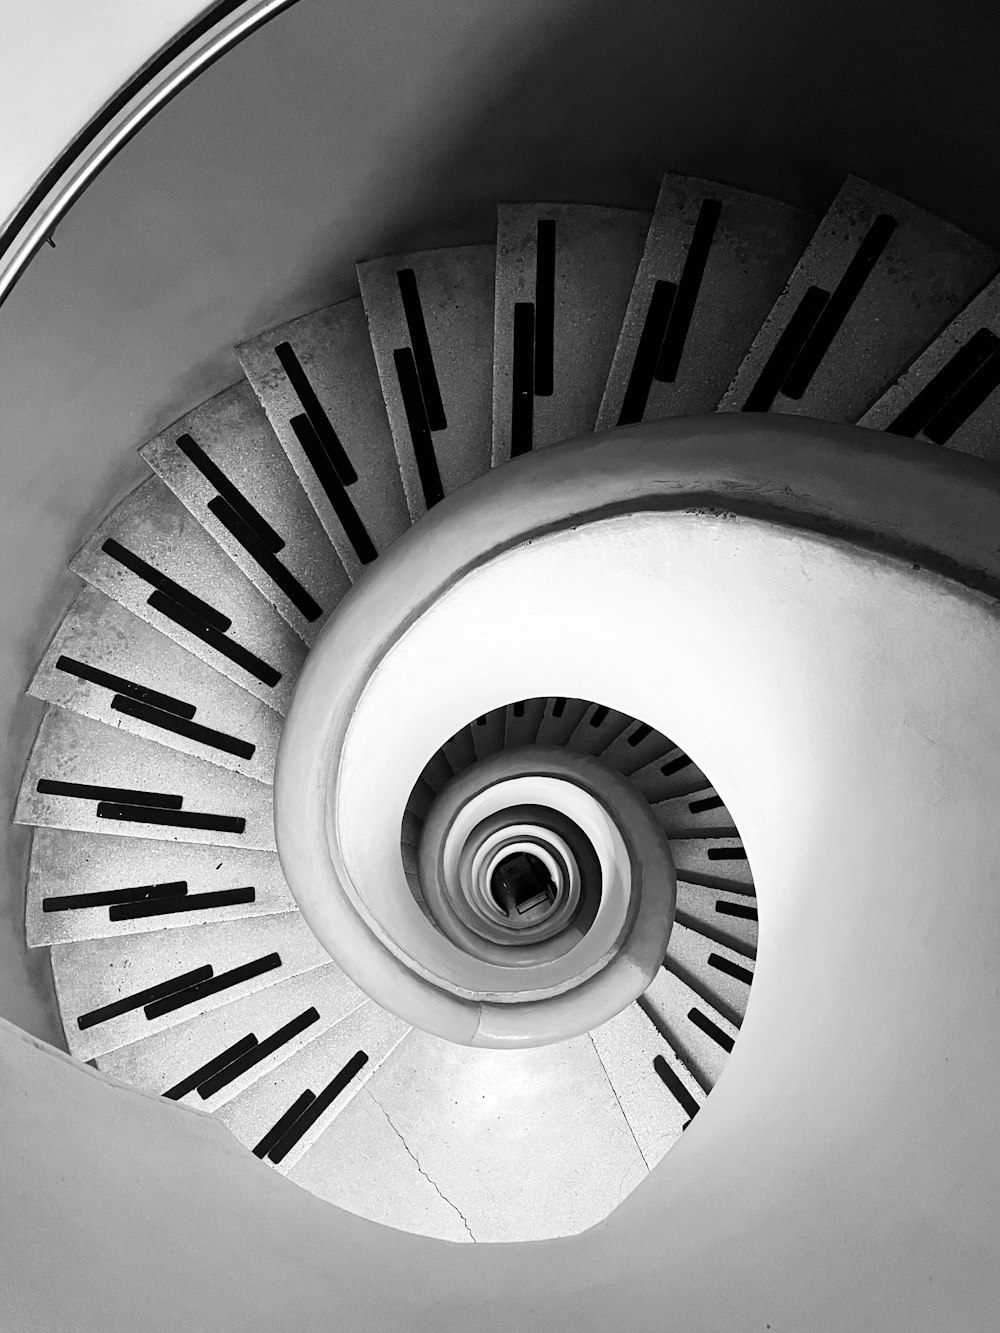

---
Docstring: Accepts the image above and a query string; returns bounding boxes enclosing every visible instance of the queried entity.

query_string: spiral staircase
[14,168,1000,1244]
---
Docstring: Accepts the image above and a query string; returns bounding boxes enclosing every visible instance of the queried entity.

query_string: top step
[492,204,651,463]
[358,244,496,520]
[718,176,997,422]
[598,174,815,428]
[236,299,412,578]
[858,270,1000,462]
[141,381,350,645]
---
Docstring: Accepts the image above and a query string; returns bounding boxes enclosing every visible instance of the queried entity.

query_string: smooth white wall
[2,520,998,1331]
[0,1,212,226]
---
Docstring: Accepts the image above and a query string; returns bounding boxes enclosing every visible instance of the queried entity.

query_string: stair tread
[96,961,365,1111]
[563,701,631,756]
[16,707,274,850]
[26,828,292,947]
[29,587,279,783]
[719,175,998,422]
[591,998,704,1163]
[502,697,547,751]
[441,725,477,774]
[533,697,591,748]
[215,1001,410,1174]
[597,719,676,777]
[598,173,816,428]
[675,880,758,959]
[70,476,305,712]
[492,204,651,463]
[51,911,327,1061]
[142,380,350,644]
[666,920,755,1025]
[671,833,753,890]
[358,243,496,519]
[858,270,1000,461]
[236,298,411,577]
[470,707,507,761]
[643,966,740,1090]
[653,786,738,837]
[629,747,711,803]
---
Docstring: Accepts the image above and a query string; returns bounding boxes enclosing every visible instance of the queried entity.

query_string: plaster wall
[0,0,212,226]
[2,517,998,1330]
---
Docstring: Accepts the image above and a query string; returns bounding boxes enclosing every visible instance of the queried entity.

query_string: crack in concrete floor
[365,1088,477,1242]
[588,1035,651,1175]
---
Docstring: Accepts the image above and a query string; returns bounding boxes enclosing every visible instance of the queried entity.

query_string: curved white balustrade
[274,414,1000,1048]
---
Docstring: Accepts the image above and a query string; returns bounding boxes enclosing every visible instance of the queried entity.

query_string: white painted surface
[1,514,999,1327]
[0,1,209,226]
[291,1028,647,1242]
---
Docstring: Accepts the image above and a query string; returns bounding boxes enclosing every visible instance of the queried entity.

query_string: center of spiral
[489,849,558,921]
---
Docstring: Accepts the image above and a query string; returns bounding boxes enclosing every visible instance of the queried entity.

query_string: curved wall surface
[0,0,211,226]
[2,507,998,1329]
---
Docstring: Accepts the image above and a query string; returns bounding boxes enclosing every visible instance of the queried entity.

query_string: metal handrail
[0,0,301,312]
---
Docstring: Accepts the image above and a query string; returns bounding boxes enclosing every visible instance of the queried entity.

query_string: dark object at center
[489,851,556,918]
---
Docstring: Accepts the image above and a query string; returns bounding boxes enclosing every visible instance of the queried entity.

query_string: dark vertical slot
[253,1090,316,1159]
[652,1054,701,1120]
[655,198,722,383]
[36,778,182,809]
[510,302,535,457]
[627,722,652,747]
[922,344,1000,444]
[396,268,447,431]
[618,280,676,425]
[689,793,723,813]
[885,329,1000,438]
[707,953,754,986]
[687,1006,735,1051]
[143,951,282,1019]
[780,213,898,400]
[393,347,444,508]
[55,656,196,720]
[97,803,247,835]
[111,693,256,760]
[289,415,377,563]
[551,697,566,717]
[195,1007,321,1099]
[147,590,282,687]
[589,705,609,728]
[175,433,285,552]
[163,1033,259,1101]
[77,964,213,1030]
[267,1050,370,1163]
[101,539,231,633]
[533,219,556,396]
[207,495,322,620]
[43,881,187,913]
[660,754,692,778]
[742,285,829,412]
[109,886,256,920]
[274,342,358,485]
[512,701,525,718]
[714,899,759,921]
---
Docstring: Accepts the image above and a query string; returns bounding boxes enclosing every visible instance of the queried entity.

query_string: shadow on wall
[371,0,1000,257]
